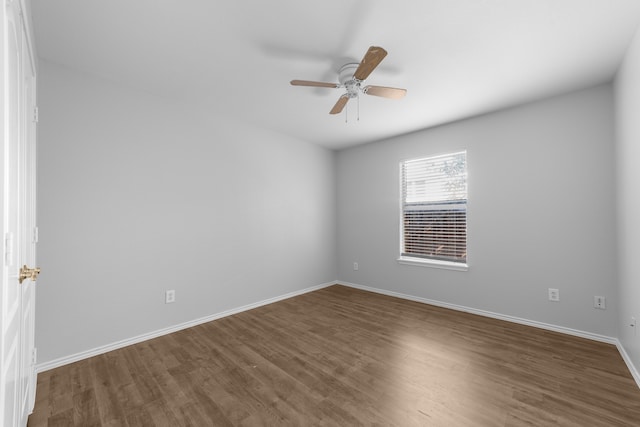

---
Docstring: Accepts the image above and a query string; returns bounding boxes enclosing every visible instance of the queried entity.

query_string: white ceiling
[30,0,640,150]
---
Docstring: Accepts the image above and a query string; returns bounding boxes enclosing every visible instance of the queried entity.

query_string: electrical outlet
[548,288,560,302]
[353,262,359,271]
[165,290,176,304]
[594,296,606,309]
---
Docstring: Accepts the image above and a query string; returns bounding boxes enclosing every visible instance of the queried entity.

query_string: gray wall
[36,58,624,367]
[615,27,640,371]
[336,85,618,336]
[36,60,337,364]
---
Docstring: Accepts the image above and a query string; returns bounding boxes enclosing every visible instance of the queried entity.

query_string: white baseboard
[338,281,616,343]
[615,339,640,388]
[36,281,335,373]
[337,281,640,389]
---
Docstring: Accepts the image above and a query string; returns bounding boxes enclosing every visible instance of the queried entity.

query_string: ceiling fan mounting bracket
[338,63,360,85]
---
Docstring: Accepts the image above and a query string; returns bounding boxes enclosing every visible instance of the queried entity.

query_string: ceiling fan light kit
[290,46,407,117]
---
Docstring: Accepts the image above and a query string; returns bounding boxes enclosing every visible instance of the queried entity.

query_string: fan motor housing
[338,63,361,97]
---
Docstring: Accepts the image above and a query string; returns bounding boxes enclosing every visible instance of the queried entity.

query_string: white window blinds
[401,151,467,263]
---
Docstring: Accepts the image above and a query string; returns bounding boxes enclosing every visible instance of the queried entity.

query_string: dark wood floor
[28,285,640,426]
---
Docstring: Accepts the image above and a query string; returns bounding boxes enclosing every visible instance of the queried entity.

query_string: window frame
[397,151,469,271]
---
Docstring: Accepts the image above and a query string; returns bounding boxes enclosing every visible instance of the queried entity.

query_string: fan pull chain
[345,103,348,123]
[357,95,360,121]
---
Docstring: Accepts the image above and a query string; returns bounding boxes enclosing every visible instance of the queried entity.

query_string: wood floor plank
[48,367,74,417]
[28,285,640,426]
[72,388,100,426]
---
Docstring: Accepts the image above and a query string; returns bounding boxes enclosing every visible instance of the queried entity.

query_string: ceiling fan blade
[330,95,350,115]
[290,80,339,88]
[353,46,388,81]
[363,85,407,99]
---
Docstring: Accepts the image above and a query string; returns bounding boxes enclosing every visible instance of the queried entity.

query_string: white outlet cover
[594,296,606,309]
[165,290,176,304]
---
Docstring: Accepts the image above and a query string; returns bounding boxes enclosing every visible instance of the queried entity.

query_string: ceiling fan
[290,46,407,115]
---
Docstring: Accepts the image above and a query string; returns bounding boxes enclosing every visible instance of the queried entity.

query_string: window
[399,151,467,269]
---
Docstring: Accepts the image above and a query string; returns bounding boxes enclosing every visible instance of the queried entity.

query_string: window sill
[397,256,468,271]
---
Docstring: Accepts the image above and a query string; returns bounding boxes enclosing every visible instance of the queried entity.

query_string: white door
[18,4,38,420]
[1,0,38,426]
